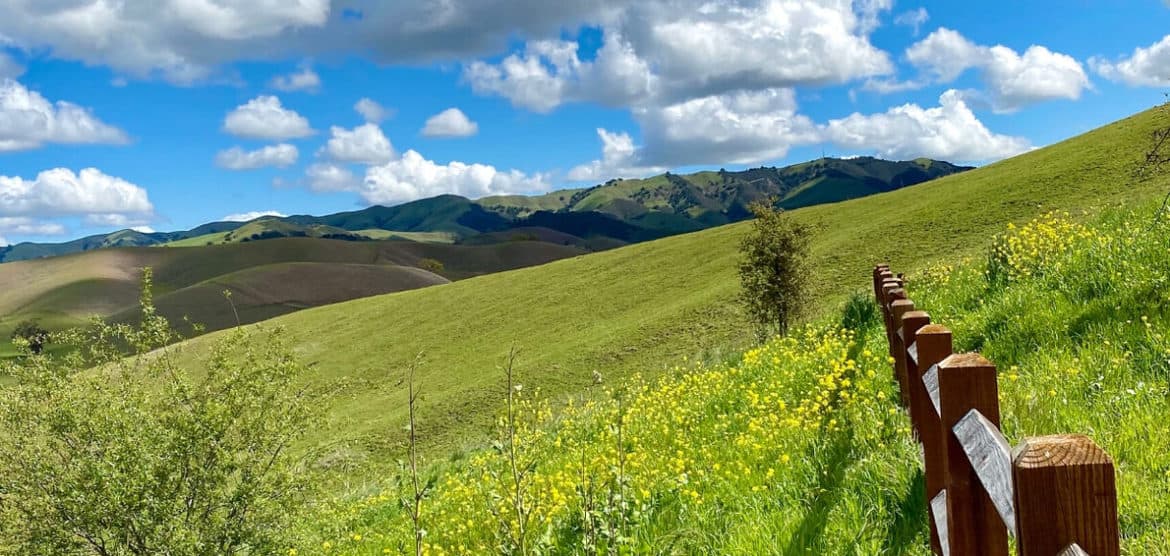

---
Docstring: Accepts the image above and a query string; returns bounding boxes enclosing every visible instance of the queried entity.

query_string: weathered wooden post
[936,353,1009,556]
[889,297,915,408]
[900,310,931,435]
[915,324,953,554]
[873,263,890,303]
[1013,435,1120,556]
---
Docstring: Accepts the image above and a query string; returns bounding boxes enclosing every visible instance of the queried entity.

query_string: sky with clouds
[0,0,1168,245]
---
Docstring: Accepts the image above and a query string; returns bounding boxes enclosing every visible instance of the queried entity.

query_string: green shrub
[0,269,311,554]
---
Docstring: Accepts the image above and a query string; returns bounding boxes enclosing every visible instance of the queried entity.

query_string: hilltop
[0,157,967,263]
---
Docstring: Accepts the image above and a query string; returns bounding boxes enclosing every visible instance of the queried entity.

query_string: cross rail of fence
[872,263,1120,556]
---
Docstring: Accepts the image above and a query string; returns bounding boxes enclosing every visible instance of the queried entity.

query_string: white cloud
[355,97,392,123]
[221,210,288,222]
[567,128,665,182]
[320,123,395,165]
[0,79,128,151]
[269,64,321,92]
[0,0,331,83]
[822,89,1032,163]
[362,150,549,205]
[570,88,820,177]
[222,95,313,140]
[215,143,299,170]
[0,168,154,218]
[421,108,479,138]
[893,7,929,36]
[131,225,155,233]
[305,162,361,192]
[0,217,66,236]
[466,1,893,112]
[1091,35,1170,87]
[904,28,1089,112]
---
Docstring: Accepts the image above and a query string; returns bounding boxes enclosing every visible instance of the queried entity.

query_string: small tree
[11,319,49,354]
[418,258,445,274]
[737,201,810,338]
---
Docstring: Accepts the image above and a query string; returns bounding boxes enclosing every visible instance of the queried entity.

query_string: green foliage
[840,291,879,333]
[0,268,311,554]
[10,319,49,355]
[738,202,810,337]
[418,258,445,274]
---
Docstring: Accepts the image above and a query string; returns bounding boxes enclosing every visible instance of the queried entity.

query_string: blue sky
[0,0,1169,244]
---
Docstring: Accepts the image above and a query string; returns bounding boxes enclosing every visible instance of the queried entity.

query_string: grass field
[296,206,1170,554]
[167,107,1170,489]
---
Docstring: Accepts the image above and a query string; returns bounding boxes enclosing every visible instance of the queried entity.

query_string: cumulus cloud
[569,88,819,178]
[355,98,392,123]
[361,150,549,205]
[0,217,66,236]
[320,123,395,165]
[222,210,288,222]
[305,162,361,192]
[421,108,479,138]
[0,0,331,83]
[567,129,665,182]
[270,64,321,92]
[0,79,128,151]
[903,28,1090,112]
[822,89,1032,162]
[466,1,892,112]
[1091,35,1170,87]
[222,95,313,140]
[215,144,299,170]
[0,168,154,218]
[893,7,929,35]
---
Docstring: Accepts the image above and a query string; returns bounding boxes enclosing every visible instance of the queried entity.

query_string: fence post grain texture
[868,264,1119,556]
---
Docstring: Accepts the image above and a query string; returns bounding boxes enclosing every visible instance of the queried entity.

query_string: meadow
[167,105,1170,485]
[292,206,1170,554]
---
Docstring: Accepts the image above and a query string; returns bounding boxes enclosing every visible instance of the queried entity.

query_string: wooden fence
[872,263,1120,556]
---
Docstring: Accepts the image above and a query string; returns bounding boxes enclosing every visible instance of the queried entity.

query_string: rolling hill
[166,106,1170,485]
[0,238,586,357]
[0,157,968,263]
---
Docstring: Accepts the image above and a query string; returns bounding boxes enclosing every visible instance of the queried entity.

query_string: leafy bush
[737,201,810,338]
[0,269,311,554]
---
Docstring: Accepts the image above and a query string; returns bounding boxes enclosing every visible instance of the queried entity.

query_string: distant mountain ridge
[0,156,971,263]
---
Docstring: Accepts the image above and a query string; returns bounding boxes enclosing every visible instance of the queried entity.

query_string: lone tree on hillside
[737,201,810,338]
[11,320,49,355]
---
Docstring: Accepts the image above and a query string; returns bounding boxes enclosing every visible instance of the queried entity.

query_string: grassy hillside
[169,108,1170,485]
[0,238,585,358]
[299,207,1170,553]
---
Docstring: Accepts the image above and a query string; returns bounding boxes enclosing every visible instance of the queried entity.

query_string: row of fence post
[872,263,1120,556]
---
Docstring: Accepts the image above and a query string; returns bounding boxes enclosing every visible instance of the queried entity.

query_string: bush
[0,269,311,554]
[419,258,445,274]
[737,201,810,338]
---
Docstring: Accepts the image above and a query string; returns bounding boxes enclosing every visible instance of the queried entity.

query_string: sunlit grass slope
[181,107,1170,478]
[297,206,1170,555]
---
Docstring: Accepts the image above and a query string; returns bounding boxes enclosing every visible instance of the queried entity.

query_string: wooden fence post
[873,264,890,303]
[936,353,1009,556]
[900,310,931,435]
[1013,435,1119,556]
[915,324,953,555]
[889,298,914,408]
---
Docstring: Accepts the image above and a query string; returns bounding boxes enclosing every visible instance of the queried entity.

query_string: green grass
[295,204,1170,554]
[170,107,1170,485]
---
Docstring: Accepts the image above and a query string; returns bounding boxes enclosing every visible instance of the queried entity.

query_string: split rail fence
[872,263,1120,556]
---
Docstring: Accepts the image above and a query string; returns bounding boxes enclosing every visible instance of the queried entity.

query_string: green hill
[0,238,586,357]
[0,157,967,264]
[165,107,1170,486]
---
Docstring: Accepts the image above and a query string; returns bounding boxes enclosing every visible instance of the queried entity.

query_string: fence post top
[903,310,929,321]
[939,352,994,370]
[917,323,952,337]
[1013,434,1113,469]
